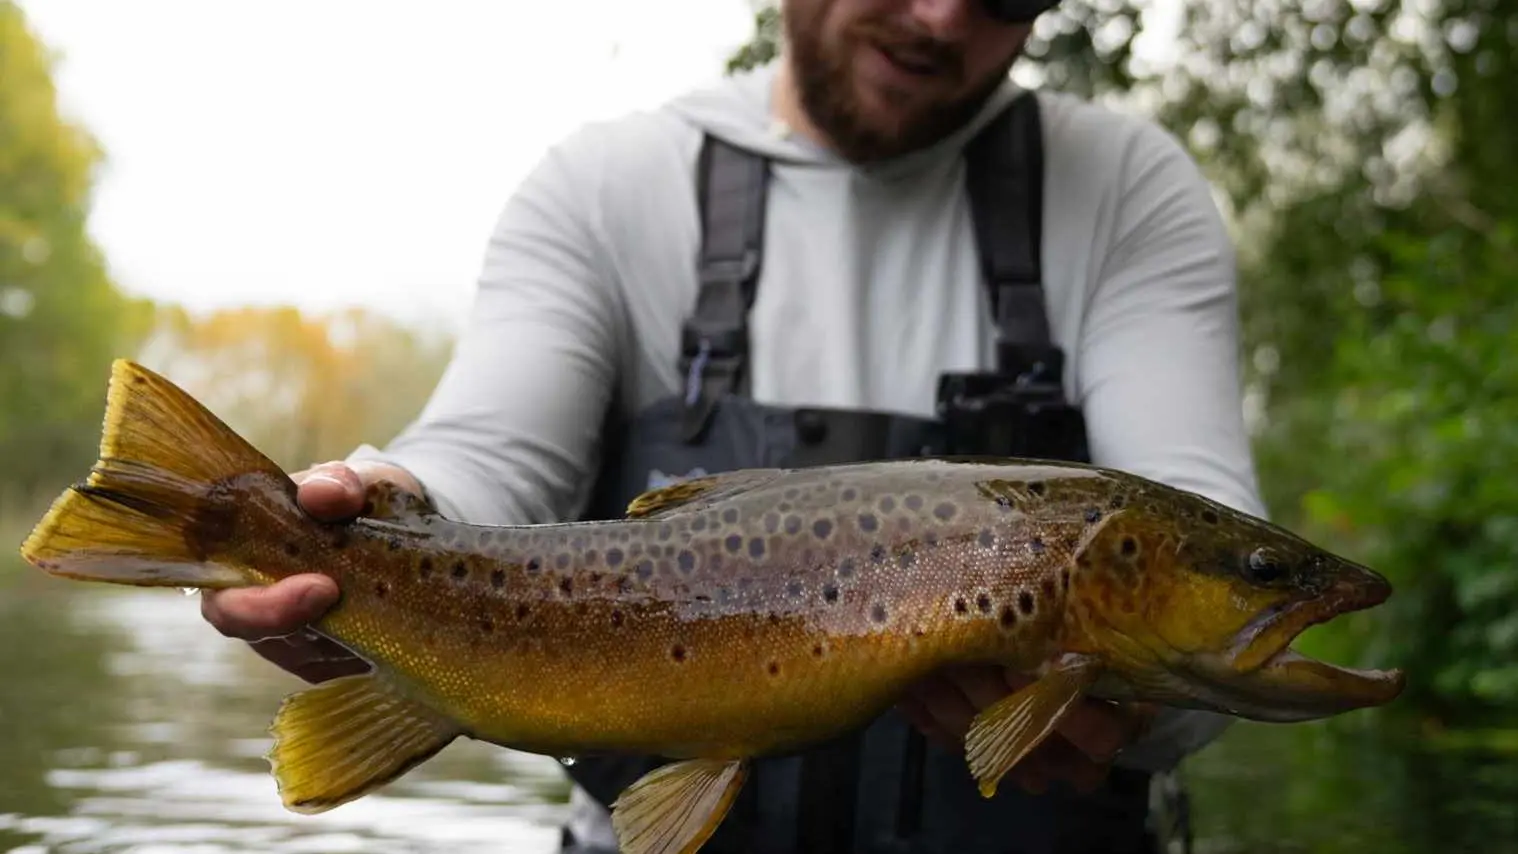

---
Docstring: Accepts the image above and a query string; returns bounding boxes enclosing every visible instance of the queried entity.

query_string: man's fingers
[896,695,958,751]
[294,462,366,521]
[909,672,980,740]
[200,575,340,641]
[1054,698,1156,764]
[945,664,1016,712]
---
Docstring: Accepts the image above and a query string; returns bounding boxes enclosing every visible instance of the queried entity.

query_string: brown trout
[20,360,1405,853]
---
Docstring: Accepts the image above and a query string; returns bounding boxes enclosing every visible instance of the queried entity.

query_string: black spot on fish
[386,536,403,552]
[905,495,924,512]
[785,515,803,535]
[723,508,740,524]
[606,548,624,568]
[1109,493,1127,510]
[374,581,389,598]
[452,561,468,581]
[870,544,888,564]
[837,558,856,578]
[636,560,655,580]
[1060,569,1071,591]
[1085,507,1102,524]
[491,568,505,589]
[418,557,433,580]
[691,516,707,532]
[283,542,300,558]
[1000,605,1017,628]
[1019,590,1036,615]
[923,530,939,548]
[787,580,804,598]
[611,610,625,628]
[767,661,780,676]
[995,495,1013,510]
[617,576,635,594]
[955,597,969,615]
[677,550,697,575]
[823,583,840,604]
[1029,481,1047,497]
[726,534,743,554]
[556,553,571,570]
[871,603,889,624]
[749,538,766,559]
[1201,508,1220,525]
[933,502,956,521]
[813,519,833,539]
[1030,537,1046,555]
[559,577,573,596]
[858,513,879,532]
[898,550,916,570]
[841,488,858,502]
[589,571,604,585]
[1120,536,1138,558]
[480,617,495,633]
[879,496,897,513]
[812,643,825,657]
[516,603,530,620]
[671,644,687,663]
[526,557,541,574]
[977,593,993,614]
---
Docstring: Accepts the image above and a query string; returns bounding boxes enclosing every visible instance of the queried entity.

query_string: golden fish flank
[18,360,1407,854]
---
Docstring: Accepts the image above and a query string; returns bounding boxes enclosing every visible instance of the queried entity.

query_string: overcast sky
[20,1,759,329]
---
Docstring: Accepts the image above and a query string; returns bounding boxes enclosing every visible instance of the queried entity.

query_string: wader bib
[560,93,1175,854]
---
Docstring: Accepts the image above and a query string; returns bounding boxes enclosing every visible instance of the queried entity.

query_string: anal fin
[611,758,748,854]
[965,655,1100,797]
[267,673,462,813]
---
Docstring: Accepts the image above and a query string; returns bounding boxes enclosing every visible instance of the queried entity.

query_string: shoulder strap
[679,134,769,443]
[963,90,1050,348]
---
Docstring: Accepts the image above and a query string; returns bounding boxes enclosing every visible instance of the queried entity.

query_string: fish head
[1068,492,1406,723]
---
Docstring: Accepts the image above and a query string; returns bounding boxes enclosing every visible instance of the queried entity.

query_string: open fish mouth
[1200,565,1406,722]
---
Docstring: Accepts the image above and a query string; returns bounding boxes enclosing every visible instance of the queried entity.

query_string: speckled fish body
[20,361,1407,854]
[314,459,1103,762]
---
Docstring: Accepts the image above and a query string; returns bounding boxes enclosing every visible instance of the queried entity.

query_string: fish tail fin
[19,358,292,589]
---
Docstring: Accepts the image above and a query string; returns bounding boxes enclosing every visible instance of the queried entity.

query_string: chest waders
[560,92,1182,854]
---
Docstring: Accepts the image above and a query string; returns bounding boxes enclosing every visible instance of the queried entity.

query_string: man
[202,0,1266,851]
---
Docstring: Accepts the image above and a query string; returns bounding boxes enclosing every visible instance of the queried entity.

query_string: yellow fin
[624,469,782,519]
[267,673,461,814]
[611,758,748,854]
[964,656,1100,798]
[20,359,288,589]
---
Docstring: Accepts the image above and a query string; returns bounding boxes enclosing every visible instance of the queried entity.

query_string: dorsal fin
[360,480,440,524]
[625,469,784,520]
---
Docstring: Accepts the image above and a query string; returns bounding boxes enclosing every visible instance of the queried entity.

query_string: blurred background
[1,0,1514,851]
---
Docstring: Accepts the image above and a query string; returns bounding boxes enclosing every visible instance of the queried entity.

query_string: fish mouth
[1202,566,1406,722]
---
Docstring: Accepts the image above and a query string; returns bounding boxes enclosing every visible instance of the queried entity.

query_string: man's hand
[199,459,424,684]
[897,664,1156,795]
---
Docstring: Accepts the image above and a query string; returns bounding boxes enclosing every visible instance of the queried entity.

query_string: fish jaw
[1183,562,1406,722]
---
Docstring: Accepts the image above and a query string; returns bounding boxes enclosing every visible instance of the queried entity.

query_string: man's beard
[784,8,1013,162]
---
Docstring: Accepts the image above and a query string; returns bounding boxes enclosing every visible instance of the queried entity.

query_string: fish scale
[19,360,1407,854]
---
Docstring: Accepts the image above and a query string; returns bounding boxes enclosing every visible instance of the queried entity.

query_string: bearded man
[201,1,1266,851]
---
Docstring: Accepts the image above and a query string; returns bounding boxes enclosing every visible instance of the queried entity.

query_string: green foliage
[0,2,156,506]
[726,5,781,75]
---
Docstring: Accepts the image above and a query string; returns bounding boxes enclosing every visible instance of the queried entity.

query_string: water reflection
[2,562,1514,853]
[0,570,571,853]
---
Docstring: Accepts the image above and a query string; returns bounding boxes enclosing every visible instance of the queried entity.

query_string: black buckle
[935,344,1090,462]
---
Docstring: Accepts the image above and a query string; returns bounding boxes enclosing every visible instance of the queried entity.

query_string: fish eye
[1245,548,1286,584]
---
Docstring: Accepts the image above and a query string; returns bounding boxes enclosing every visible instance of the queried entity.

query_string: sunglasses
[980,0,1060,23]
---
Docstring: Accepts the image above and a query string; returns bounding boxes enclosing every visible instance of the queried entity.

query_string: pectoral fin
[267,673,462,813]
[964,656,1100,797]
[611,758,748,854]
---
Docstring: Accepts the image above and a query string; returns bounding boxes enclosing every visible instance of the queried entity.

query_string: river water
[2,563,1514,853]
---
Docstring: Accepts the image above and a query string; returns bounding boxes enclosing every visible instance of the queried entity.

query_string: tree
[0,1,156,508]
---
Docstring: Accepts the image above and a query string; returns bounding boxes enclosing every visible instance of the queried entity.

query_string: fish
[18,359,1406,854]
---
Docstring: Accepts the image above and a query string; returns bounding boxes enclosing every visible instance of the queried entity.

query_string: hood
[662,62,1032,180]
